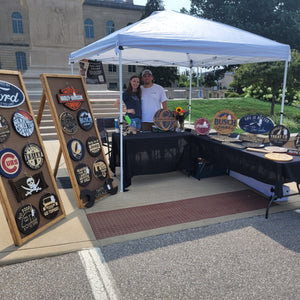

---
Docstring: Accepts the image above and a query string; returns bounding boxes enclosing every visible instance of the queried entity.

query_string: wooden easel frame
[0,70,66,246]
[38,74,115,208]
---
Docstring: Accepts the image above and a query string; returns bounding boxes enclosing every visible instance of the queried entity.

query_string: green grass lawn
[167,97,300,133]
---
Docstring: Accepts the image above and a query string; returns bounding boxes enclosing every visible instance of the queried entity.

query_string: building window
[109,64,116,72]
[106,21,114,35]
[84,19,94,39]
[16,52,27,70]
[12,12,23,34]
[128,65,136,73]
[109,82,118,90]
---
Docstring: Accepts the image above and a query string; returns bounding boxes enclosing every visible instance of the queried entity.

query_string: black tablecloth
[192,135,300,198]
[110,131,194,188]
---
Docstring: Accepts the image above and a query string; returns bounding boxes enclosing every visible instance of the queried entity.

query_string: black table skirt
[192,135,300,198]
[110,131,194,188]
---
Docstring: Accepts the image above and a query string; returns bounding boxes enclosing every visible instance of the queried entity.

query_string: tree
[141,0,164,19]
[190,0,300,50]
[230,50,300,115]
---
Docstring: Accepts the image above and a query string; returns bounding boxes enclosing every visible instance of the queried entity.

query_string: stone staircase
[29,89,120,141]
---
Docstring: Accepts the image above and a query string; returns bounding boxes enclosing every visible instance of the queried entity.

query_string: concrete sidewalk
[0,140,299,266]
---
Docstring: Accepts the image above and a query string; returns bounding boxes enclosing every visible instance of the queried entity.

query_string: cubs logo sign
[57,86,84,110]
[0,148,22,178]
[153,109,176,131]
[213,110,237,135]
[0,80,25,108]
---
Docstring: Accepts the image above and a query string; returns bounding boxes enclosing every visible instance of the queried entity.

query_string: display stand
[0,70,66,246]
[39,74,117,209]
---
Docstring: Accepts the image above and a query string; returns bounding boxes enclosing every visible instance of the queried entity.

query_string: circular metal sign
[15,204,40,235]
[153,109,176,131]
[213,110,237,135]
[86,136,101,157]
[39,193,60,219]
[12,110,35,137]
[0,148,22,178]
[194,118,211,135]
[269,125,290,146]
[75,163,92,186]
[60,111,78,135]
[22,143,44,170]
[67,139,85,161]
[0,114,10,143]
[77,109,94,131]
[93,159,108,180]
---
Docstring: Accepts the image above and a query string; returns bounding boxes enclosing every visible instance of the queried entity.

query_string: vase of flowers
[174,106,188,131]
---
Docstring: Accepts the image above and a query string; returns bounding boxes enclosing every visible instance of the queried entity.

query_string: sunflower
[175,107,182,114]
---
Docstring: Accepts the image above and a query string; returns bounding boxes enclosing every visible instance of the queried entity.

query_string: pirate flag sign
[9,172,49,202]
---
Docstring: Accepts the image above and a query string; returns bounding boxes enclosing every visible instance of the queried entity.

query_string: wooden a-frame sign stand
[38,74,116,209]
[0,70,66,246]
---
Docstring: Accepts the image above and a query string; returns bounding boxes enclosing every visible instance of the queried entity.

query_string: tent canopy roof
[69,10,290,67]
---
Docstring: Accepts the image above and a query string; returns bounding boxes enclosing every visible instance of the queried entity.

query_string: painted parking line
[79,248,119,300]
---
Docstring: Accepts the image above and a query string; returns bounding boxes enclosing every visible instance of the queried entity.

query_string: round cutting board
[265,153,293,161]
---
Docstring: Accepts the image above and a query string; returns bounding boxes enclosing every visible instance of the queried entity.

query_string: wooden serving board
[265,153,293,161]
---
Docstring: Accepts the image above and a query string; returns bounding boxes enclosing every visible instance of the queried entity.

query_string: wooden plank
[39,74,116,208]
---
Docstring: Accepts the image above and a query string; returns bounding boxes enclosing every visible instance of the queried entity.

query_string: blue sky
[134,0,191,12]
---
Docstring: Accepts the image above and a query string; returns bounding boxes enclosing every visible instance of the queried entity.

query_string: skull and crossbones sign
[21,177,41,196]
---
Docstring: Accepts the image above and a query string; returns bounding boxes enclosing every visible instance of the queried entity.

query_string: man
[141,69,168,131]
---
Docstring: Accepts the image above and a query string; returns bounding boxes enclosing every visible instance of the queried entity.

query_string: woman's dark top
[122,91,142,119]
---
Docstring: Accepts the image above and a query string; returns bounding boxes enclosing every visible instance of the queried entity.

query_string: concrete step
[28,90,120,141]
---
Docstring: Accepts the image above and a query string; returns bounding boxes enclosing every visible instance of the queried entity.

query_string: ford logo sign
[0,80,25,108]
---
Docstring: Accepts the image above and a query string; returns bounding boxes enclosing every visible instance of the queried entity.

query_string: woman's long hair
[126,75,142,99]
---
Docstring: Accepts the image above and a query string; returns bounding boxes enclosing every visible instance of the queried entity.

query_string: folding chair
[96,118,115,160]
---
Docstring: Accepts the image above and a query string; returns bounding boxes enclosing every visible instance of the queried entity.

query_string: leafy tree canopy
[190,0,300,50]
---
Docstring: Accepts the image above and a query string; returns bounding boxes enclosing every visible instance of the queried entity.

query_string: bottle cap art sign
[239,115,274,134]
[194,118,210,135]
[213,110,237,135]
[0,80,25,107]
[153,109,176,131]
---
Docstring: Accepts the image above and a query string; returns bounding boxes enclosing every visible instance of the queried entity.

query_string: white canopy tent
[69,10,291,192]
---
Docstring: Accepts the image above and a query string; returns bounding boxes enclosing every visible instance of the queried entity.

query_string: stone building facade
[0,0,144,90]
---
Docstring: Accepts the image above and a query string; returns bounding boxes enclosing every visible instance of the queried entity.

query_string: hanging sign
[57,86,84,110]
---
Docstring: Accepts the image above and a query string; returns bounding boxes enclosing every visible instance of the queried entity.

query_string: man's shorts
[130,118,141,130]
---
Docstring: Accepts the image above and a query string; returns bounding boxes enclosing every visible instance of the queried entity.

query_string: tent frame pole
[119,49,124,192]
[189,66,192,125]
[280,60,288,125]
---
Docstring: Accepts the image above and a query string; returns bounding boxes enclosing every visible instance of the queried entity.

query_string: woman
[115,75,142,133]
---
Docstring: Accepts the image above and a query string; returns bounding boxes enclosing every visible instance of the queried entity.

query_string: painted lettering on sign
[239,115,274,134]
[57,86,84,110]
[0,80,25,107]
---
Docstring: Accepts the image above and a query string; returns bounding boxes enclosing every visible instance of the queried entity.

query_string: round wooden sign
[153,109,176,131]
[269,125,290,146]
[213,110,237,135]
[264,146,287,153]
[194,118,210,135]
[265,153,293,161]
